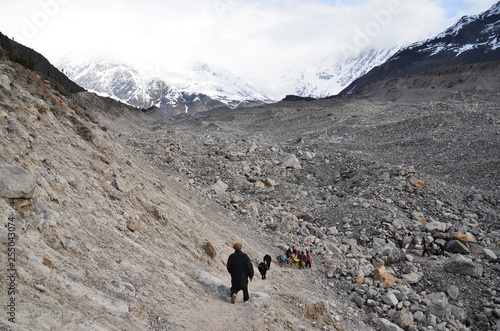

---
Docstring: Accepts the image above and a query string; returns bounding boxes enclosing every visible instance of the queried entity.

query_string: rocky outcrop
[0,32,84,95]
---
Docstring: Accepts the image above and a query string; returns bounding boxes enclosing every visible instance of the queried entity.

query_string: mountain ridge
[60,47,401,114]
[340,1,500,96]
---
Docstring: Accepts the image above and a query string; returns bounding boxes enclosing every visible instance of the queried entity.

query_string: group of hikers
[277,246,313,269]
[226,243,313,304]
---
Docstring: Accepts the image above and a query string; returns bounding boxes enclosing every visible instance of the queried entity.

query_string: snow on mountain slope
[340,1,500,96]
[278,46,401,98]
[60,42,402,112]
[59,60,274,114]
[409,1,500,56]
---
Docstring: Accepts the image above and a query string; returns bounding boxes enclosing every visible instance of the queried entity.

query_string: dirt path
[189,271,274,331]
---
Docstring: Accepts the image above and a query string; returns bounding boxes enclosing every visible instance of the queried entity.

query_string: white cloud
[0,0,497,82]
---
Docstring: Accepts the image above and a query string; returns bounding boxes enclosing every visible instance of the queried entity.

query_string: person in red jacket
[227,242,254,303]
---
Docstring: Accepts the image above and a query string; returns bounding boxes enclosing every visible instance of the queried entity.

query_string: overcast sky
[0,0,497,81]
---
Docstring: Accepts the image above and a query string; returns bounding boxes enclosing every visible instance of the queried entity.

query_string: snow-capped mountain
[280,47,400,98]
[341,1,500,95]
[59,60,275,114]
[60,44,402,112]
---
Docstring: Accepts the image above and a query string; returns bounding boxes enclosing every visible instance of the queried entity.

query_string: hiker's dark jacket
[227,250,254,287]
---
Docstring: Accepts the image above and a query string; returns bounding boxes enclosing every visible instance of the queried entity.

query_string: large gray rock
[281,213,299,232]
[378,318,404,331]
[425,299,451,320]
[444,254,484,278]
[392,310,414,329]
[0,164,37,198]
[426,221,447,233]
[445,240,470,254]
[282,154,301,169]
[483,248,497,262]
[0,74,11,90]
[403,272,422,284]
[382,293,399,307]
[376,242,402,264]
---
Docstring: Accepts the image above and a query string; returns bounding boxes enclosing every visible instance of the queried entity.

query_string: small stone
[414,311,426,324]
[34,282,47,292]
[127,217,140,232]
[409,177,425,189]
[212,180,229,192]
[109,190,124,200]
[113,174,134,194]
[42,257,54,269]
[382,293,399,307]
[427,314,437,327]
[203,241,217,258]
[483,248,497,262]
[99,154,111,164]
[447,285,459,300]
[67,178,79,188]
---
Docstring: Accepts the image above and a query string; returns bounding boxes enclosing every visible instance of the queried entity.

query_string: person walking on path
[305,251,313,268]
[227,242,254,303]
[422,239,431,257]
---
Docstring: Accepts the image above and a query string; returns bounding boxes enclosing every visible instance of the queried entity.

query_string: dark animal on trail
[258,262,268,279]
[263,254,272,269]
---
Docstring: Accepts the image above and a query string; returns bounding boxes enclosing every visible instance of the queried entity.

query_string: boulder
[374,267,395,289]
[376,242,402,263]
[323,242,343,258]
[402,273,422,284]
[426,221,447,234]
[304,236,316,245]
[0,164,37,198]
[378,318,404,331]
[392,310,414,329]
[0,74,11,90]
[452,232,468,244]
[212,180,229,192]
[425,299,451,320]
[282,154,301,169]
[483,248,497,262]
[281,213,299,232]
[445,240,470,254]
[444,254,483,278]
[411,211,427,227]
[382,293,398,307]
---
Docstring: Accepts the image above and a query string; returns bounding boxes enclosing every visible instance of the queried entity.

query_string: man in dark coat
[227,242,254,303]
